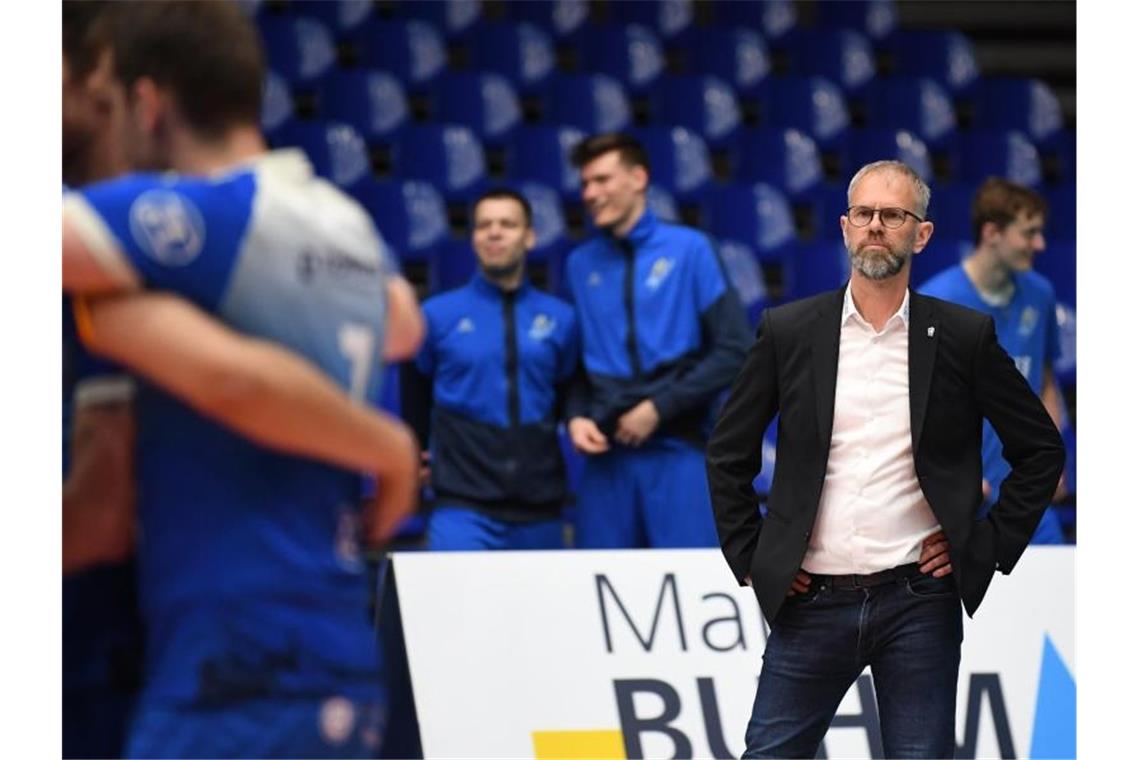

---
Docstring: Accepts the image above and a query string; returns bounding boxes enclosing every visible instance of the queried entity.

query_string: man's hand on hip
[786,569,812,596]
[568,416,609,454]
[614,399,660,447]
[919,530,953,577]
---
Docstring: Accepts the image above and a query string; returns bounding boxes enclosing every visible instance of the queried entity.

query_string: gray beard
[849,247,909,281]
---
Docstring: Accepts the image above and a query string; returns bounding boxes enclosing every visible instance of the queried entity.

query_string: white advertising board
[391,547,1073,759]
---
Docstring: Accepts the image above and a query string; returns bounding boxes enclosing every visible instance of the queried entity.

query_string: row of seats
[264,63,1071,159]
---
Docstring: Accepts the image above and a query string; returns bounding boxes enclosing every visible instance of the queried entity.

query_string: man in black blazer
[706,160,1065,758]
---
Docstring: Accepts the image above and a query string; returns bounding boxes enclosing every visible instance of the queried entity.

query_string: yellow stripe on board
[532,729,626,759]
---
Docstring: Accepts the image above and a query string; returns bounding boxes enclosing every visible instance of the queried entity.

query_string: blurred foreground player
[61,4,142,758]
[919,178,1068,543]
[406,189,579,550]
[62,2,420,756]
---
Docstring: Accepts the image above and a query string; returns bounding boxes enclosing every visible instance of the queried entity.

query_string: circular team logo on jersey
[128,189,206,266]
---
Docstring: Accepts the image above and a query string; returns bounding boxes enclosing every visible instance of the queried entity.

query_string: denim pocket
[905,572,956,599]
[785,582,826,606]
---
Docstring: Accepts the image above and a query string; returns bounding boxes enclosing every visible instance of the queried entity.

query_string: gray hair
[847,160,931,219]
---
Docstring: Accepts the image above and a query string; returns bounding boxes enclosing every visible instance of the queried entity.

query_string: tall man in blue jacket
[565,133,751,548]
[409,188,580,550]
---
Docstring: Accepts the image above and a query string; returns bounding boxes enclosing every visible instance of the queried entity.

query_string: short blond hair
[847,160,931,219]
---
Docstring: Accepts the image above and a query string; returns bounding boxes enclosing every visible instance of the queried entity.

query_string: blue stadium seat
[260,69,295,138]
[292,0,373,35]
[784,29,877,94]
[975,78,1065,146]
[714,0,797,41]
[431,72,523,146]
[635,126,714,200]
[701,183,797,263]
[758,76,851,150]
[957,130,1043,188]
[652,75,743,149]
[751,419,780,500]
[352,179,450,263]
[427,237,476,293]
[399,0,483,41]
[811,182,851,240]
[320,70,410,141]
[911,238,971,288]
[581,25,666,94]
[611,0,698,43]
[736,127,824,199]
[468,22,557,94]
[258,15,338,87]
[646,185,680,222]
[517,182,572,264]
[505,125,586,201]
[815,0,899,43]
[1037,239,1076,309]
[790,239,850,299]
[1053,301,1076,388]
[349,19,447,89]
[924,182,975,241]
[688,27,772,97]
[845,129,933,183]
[716,238,771,323]
[507,0,590,42]
[393,125,489,201]
[545,74,633,133]
[888,30,980,96]
[271,121,371,191]
[1046,184,1076,240]
[865,77,957,149]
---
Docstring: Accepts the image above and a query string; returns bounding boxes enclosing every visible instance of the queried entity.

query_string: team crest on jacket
[457,317,476,333]
[529,313,556,340]
[646,257,675,290]
[1018,306,1039,337]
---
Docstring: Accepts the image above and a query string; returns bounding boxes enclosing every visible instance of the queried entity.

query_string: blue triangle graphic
[1029,634,1076,759]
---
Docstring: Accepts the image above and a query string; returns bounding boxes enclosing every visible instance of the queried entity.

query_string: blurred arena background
[247,0,1076,544]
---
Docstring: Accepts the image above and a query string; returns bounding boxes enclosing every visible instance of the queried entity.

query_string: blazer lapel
[811,288,845,446]
[908,291,939,450]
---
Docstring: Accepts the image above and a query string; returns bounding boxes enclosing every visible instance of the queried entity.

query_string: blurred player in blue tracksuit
[563,133,751,548]
[61,2,422,756]
[919,177,1069,543]
[62,4,143,757]
[406,188,579,550]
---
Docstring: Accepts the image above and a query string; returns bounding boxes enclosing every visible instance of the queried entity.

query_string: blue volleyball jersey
[919,264,1060,505]
[64,150,392,705]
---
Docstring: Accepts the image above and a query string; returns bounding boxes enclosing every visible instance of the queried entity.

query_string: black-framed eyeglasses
[845,206,925,229]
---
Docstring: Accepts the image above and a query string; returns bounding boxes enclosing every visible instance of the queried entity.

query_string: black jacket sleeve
[970,316,1066,575]
[399,361,433,449]
[705,310,781,584]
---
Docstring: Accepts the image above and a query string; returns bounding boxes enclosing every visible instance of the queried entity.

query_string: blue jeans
[744,569,963,759]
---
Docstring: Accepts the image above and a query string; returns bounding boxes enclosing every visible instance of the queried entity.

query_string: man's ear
[979,220,1003,247]
[131,77,165,134]
[631,164,649,193]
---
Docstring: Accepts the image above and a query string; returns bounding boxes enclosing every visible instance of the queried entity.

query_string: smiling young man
[707,161,1064,757]
[407,188,579,550]
[564,132,751,548]
[918,178,1068,543]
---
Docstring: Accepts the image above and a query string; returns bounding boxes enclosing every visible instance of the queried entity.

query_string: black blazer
[706,287,1066,625]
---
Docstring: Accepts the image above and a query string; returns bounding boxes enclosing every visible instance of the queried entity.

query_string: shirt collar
[613,207,659,250]
[471,270,530,299]
[842,283,911,330]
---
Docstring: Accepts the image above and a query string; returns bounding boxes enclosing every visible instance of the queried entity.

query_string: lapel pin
[927,326,935,338]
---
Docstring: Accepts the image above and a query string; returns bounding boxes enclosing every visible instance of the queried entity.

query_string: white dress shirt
[802,286,941,575]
